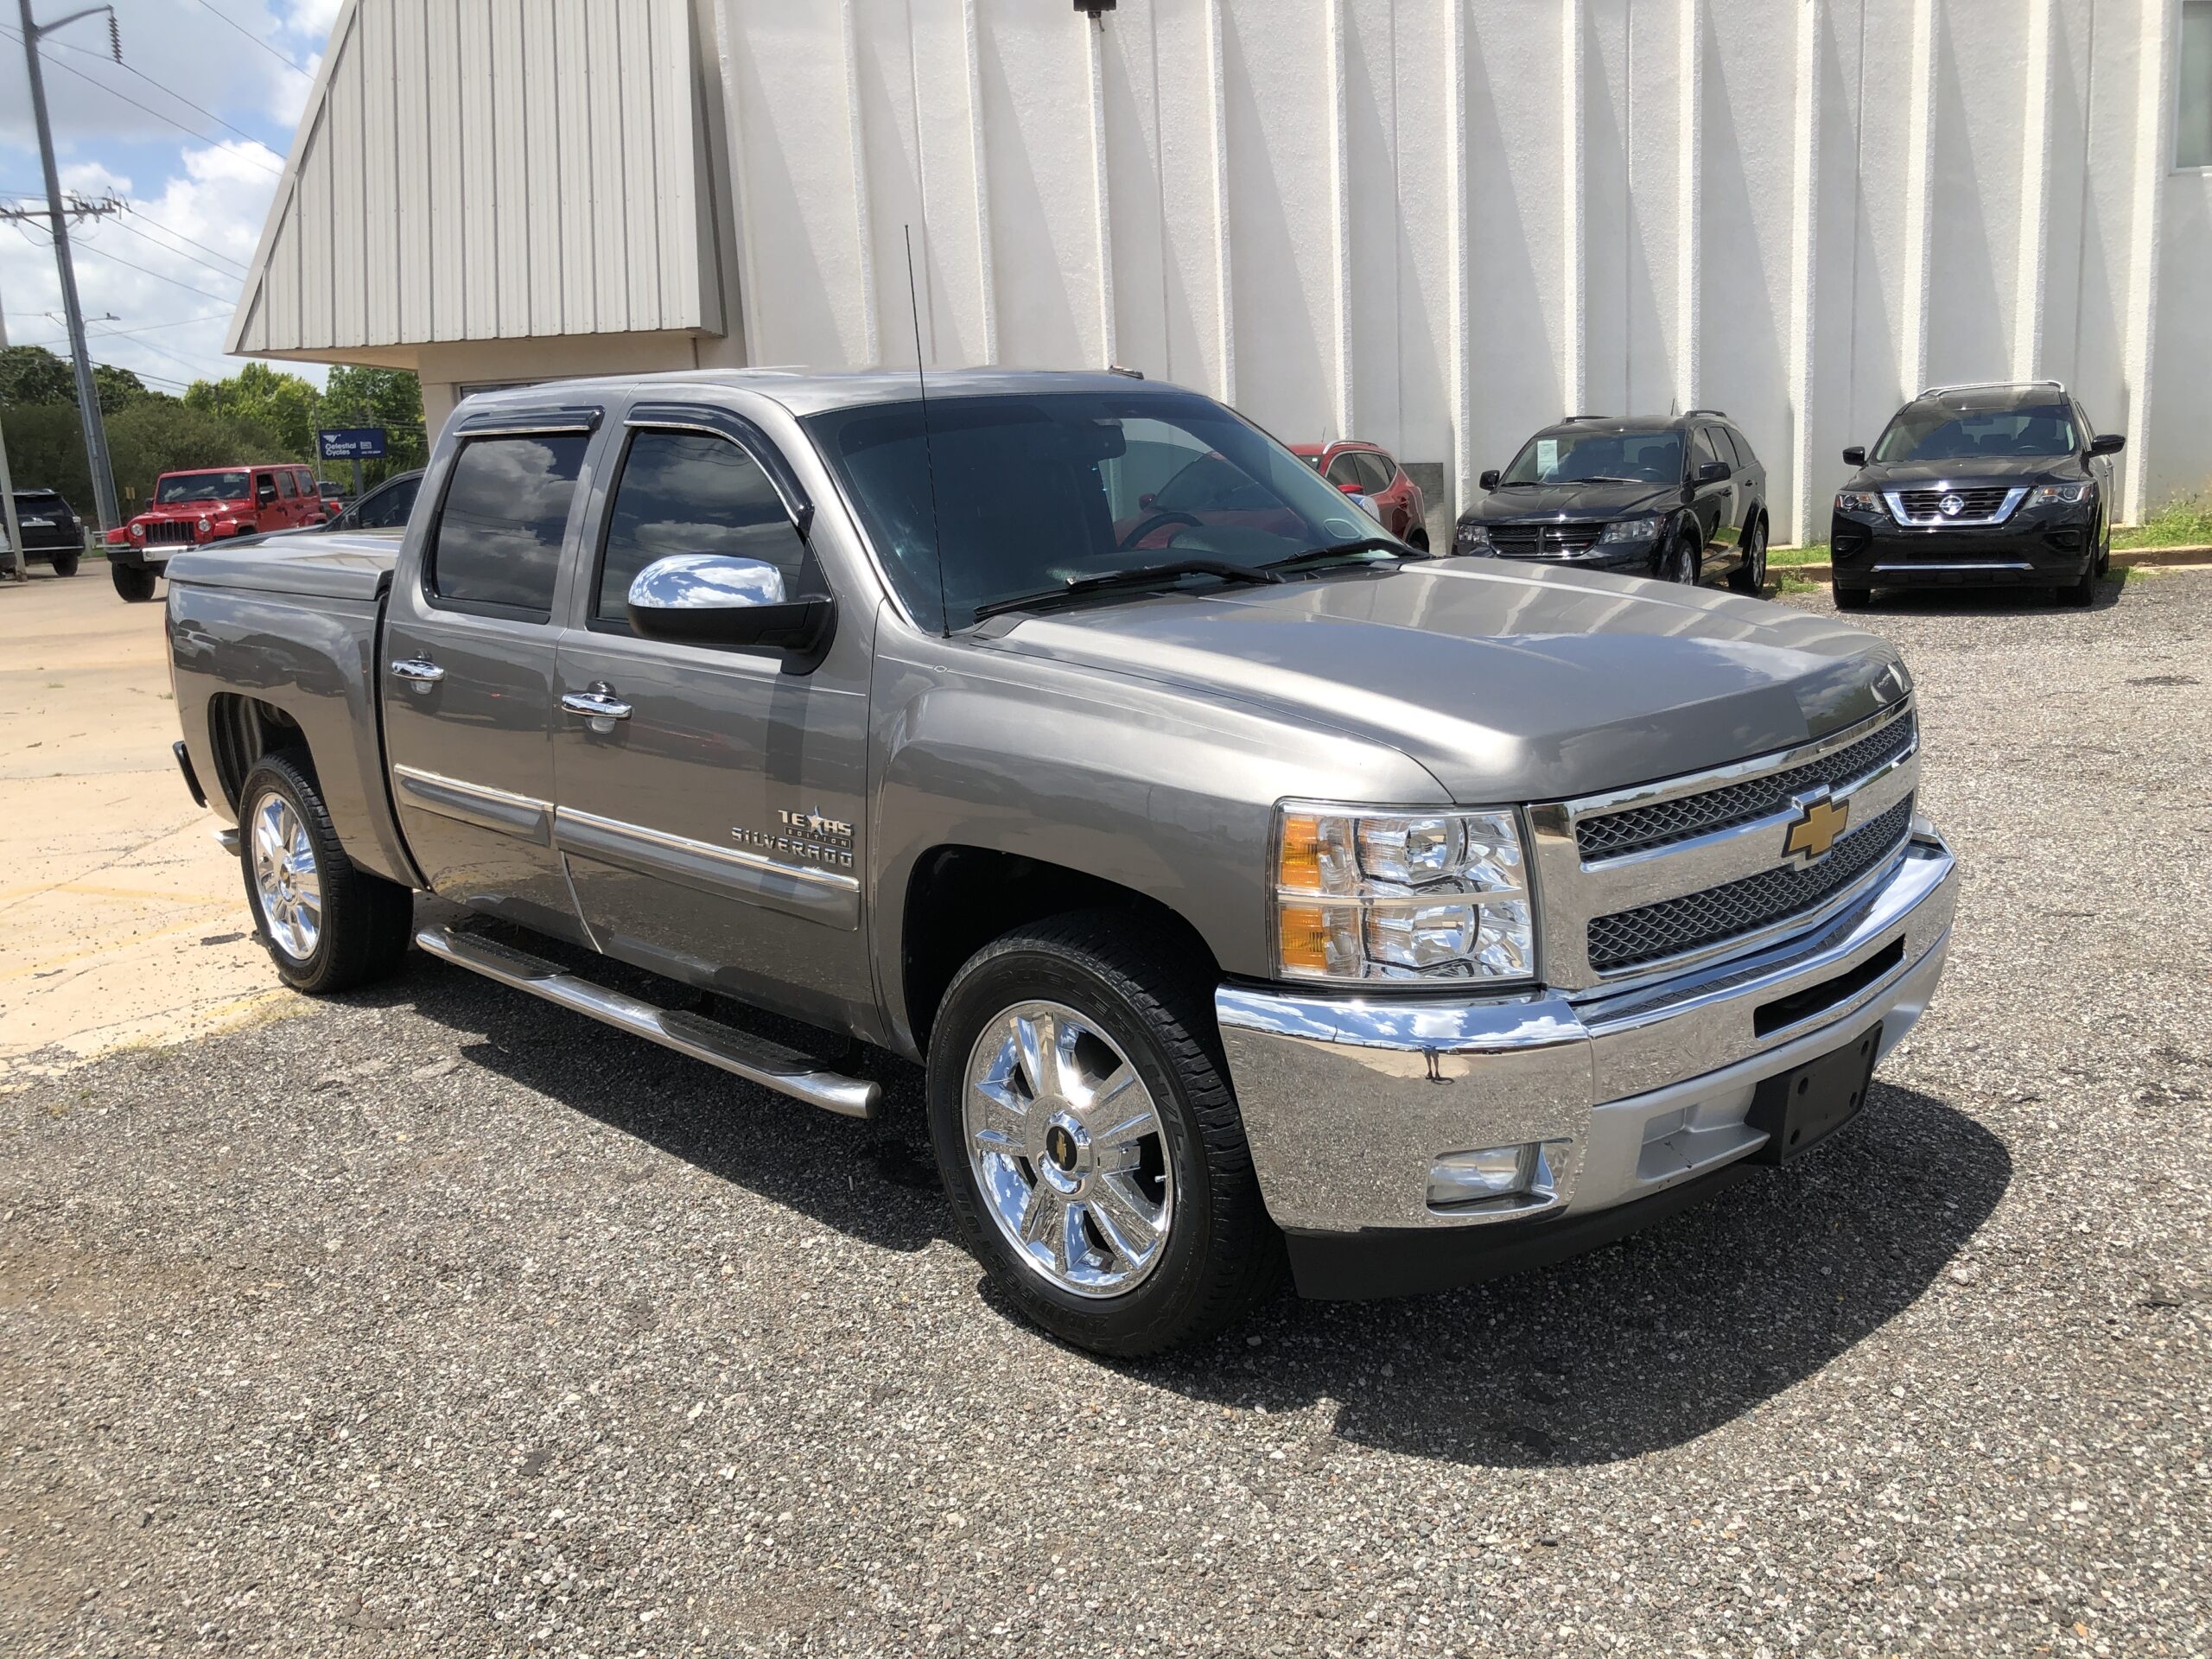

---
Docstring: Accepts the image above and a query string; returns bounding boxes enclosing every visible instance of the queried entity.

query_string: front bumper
[1216,829,1958,1296]
[1831,512,2094,587]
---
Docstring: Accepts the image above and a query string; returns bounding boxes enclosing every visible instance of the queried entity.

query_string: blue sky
[1,0,339,394]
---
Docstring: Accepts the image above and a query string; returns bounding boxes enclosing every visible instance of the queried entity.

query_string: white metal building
[231,0,2212,543]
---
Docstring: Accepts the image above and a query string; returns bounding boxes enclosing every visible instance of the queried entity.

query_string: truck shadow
[1832,575,2127,615]
[1115,1082,2010,1468]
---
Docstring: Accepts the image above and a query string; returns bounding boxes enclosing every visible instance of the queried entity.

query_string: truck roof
[454,366,1192,421]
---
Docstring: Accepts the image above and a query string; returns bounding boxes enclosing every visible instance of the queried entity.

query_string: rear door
[379,415,600,940]
[550,403,875,1031]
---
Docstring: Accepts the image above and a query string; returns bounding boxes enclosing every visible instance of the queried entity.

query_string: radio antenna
[904,225,950,637]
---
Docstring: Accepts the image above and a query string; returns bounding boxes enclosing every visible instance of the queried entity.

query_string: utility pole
[11,2,124,533]
[0,262,22,581]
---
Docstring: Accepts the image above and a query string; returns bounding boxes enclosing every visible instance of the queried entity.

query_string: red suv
[1290,442,1429,549]
[106,463,325,601]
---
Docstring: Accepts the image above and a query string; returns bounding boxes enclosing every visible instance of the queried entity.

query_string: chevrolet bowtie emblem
[1783,794,1851,862]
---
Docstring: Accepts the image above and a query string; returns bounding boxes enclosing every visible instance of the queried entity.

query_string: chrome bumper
[1217,830,1958,1236]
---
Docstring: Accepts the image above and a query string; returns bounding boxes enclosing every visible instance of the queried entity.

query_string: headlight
[198,517,213,534]
[129,522,144,537]
[1272,804,1535,985]
[1835,491,1882,515]
[2030,481,2093,506]
[1599,518,1660,543]
[1453,521,1494,555]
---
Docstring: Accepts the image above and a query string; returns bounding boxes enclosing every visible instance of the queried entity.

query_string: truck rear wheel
[112,563,156,602]
[237,751,414,995]
[927,912,1282,1357]
[51,550,80,577]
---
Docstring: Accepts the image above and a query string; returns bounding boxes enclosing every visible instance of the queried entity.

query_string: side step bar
[415,925,881,1121]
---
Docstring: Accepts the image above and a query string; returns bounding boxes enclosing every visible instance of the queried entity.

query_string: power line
[86,323,231,384]
[0,23,283,175]
[188,0,312,80]
[32,24,276,156]
[5,310,233,349]
[86,214,249,284]
[65,239,238,306]
[122,213,251,276]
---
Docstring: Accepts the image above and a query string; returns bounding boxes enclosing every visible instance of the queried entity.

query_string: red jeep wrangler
[106,463,324,601]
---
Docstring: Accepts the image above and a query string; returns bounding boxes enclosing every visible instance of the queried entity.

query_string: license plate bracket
[1747,1023,1880,1166]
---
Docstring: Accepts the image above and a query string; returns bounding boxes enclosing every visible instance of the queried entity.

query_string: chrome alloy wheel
[1662,540,1698,584]
[1745,519,1768,587]
[963,1001,1174,1298]
[251,793,322,962]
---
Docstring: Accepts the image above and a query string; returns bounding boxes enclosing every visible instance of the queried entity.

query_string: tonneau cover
[163,534,399,602]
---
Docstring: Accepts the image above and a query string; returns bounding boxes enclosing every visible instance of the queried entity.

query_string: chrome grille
[1586,794,1915,973]
[1488,522,1605,557]
[1577,710,1916,860]
[1896,486,2010,518]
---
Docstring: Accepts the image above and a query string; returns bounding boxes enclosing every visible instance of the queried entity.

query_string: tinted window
[1709,428,1743,468]
[276,470,296,497]
[1499,429,1682,486]
[13,492,67,515]
[352,474,419,530]
[1324,452,1364,488]
[806,391,1391,632]
[594,430,807,626]
[1354,452,1395,493]
[429,435,588,613]
[1690,428,1725,471]
[1873,404,2078,462]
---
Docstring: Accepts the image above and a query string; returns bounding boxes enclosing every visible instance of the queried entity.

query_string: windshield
[805,391,1395,630]
[156,471,250,504]
[1874,404,2078,463]
[1500,429,1681,486]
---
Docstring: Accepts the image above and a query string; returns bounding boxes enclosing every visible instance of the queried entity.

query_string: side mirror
[1478,469,1501,491]
[1337,480,1364,496]
[2088,432,2126,456]
[1695,461,1731,484]
[1841,446,1867,467]
[626,554,830,652]
[1138,492,1158,508]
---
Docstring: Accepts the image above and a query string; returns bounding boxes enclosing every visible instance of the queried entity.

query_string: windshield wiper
[1262,537,1424,575]
[1574,475,1652,485]
[972,557,1281,623]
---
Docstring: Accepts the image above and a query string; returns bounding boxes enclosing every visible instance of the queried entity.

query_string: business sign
[317,426,387,461]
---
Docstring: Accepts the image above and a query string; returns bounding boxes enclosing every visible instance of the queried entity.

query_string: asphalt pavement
[3,571,2207,1656]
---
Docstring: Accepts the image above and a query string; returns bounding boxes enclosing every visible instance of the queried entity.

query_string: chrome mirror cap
[627,552,787,611]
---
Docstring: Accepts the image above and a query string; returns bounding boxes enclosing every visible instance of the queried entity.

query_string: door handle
[391,658,445,691]
[561,687,632,734]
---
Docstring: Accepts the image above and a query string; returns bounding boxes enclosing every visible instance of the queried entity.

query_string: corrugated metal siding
[229,0,722,359]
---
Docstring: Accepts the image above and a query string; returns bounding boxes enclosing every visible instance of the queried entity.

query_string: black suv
[7,488,86,576]
[1829,382,2122,609]
[1452,413,1770,594]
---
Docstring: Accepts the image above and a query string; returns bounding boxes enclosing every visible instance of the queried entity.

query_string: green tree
[317,365,429,485]
[107,401,285,505]
[1,344,155,414]
[185,360,321,456]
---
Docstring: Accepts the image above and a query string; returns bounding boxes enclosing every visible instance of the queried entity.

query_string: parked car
[1453,412,1770,594]
[1290,442,1429,548]
[108,463,326,601]
[315,479,349,519]
[1829,381,2121,610]
[165,369,1954,1357]
[258,469,424,540]
[6,487,85,576]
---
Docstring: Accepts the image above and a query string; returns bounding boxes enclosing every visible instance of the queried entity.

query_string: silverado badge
[1783,793,1851,863]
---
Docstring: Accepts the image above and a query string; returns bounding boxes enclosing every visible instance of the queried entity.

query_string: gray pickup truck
[165,370,1956,1356]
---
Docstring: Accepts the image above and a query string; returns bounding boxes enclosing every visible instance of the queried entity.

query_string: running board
[414,925,881,1120]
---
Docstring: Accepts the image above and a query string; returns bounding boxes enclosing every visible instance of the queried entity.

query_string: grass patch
[1775,575,1822,595]
[1771,543,1828,567]
[2115,496,2212,551]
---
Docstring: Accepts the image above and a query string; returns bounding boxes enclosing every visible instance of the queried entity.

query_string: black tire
[927,912,1282,1357]
[1408,527,1431,553]
[111,563,157,602]
[51,550,80,577]
[2094,533,2111,579]
[236,750,414,995]
[1726,515,1768,594]
[2057,572,2096,608]
[1834,584,1872,612]
[1654,535,1700,587]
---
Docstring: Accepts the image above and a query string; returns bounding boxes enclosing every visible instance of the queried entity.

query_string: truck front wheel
[237,751,414,995]
[111,563,156,602]
[927,912,1282,1357]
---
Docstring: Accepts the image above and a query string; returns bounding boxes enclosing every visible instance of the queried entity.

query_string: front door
[550,408,875,1033]
[380,423,597,940]
[1690,425,1740,560]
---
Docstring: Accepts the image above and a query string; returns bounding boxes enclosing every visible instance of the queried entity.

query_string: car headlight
[2030,481,2093,506]
[129,522,144,537]
[1599,517,1660,543]
[198,517,213,533]
[1835,491,1882,515]
[1272,804,1535,985]
[1453,521,1495,555]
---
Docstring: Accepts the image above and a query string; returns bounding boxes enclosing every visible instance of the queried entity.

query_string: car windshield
[1874,404,2078,462]
[156,471,250,504]
[805,390,1397,630]
[1499,429,1681,486]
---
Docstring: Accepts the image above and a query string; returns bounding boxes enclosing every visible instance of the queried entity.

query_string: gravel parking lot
[3,572,2208,1657]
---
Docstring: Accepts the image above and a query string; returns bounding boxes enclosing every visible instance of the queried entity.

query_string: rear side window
[1690,428,1724,471]
[276,470,296,497]
[1354,452,1395,493]
[296,468,315,495]
[1323,452,1363,489]
[429,435,589,614]
[354,474,419,531]
[594,429,807,628]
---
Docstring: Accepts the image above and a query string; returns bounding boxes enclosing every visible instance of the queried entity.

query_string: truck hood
[986,562,1906,802]
[1462,478,1680,523]
[1847,453,2085,488]
[164,534,399,601]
